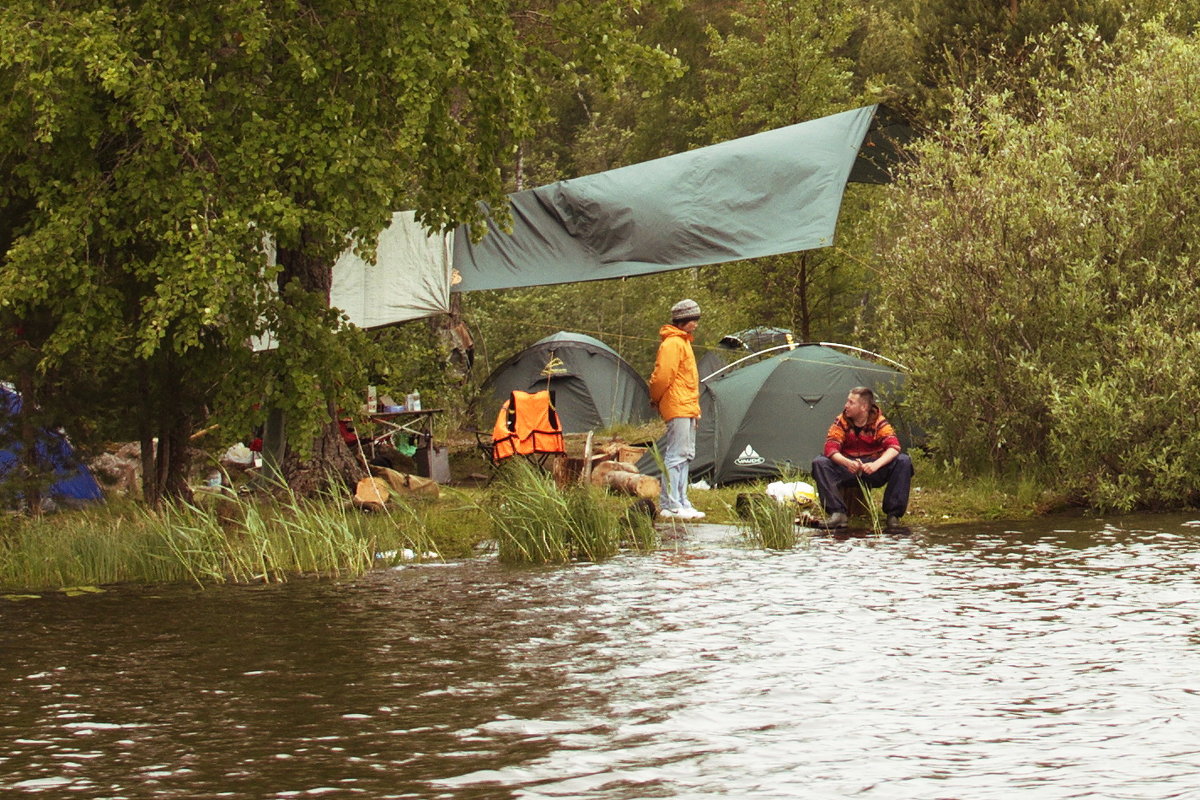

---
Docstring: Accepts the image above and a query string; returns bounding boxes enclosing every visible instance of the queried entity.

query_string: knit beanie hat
[671,298,701,323]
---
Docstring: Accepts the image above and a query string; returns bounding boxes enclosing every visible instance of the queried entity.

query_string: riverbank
[0,450,1063,595]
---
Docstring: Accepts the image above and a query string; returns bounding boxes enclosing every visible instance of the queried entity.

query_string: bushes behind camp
[874,24,1200,511]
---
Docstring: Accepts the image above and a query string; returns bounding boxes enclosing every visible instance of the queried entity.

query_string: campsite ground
[441,432,1064,530]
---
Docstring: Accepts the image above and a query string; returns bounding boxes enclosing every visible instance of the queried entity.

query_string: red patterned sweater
[823,407,901,459]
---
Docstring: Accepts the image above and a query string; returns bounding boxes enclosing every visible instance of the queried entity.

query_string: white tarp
[331,210,453,327]
[253,211,453,350]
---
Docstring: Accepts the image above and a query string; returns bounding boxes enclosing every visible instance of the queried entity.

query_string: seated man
[811,386,913,529]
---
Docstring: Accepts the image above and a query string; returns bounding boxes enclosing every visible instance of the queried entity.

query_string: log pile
[353,467,441,511]
[589,460,659,499]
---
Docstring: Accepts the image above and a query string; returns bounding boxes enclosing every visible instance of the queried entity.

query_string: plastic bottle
[410,389,421,411]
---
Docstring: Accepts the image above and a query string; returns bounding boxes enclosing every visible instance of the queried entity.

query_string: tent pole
[701,342,909,383]
[818,342,909,371]
[260,407,287,485]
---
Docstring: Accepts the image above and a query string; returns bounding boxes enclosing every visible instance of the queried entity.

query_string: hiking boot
[825,511,848,528]
[886,514,903,529]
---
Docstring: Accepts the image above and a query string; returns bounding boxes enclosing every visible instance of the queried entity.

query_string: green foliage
[0,1,678,491]
[697,0,863,142]
[874,23,1200,510]
[487,459,620,565]
[687,0,875,342]
[870,0,1197,125]
[0,489,452,591]
[737,495,798,549]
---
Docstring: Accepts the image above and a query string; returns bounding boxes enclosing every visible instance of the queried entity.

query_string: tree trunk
[277,229,334,300]
[15,369,42,517]
[282,400,363,496]
[162,412,195,504]
[798,251,811,341]
[275,229,363,495]
[137,361,195,509]
[440,292,475,381]
[139,414,195,508]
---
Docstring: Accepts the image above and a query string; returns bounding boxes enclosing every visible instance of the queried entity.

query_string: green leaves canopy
[0,0,668,454]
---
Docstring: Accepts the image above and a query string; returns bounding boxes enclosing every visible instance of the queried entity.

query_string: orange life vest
[491,390,566,462]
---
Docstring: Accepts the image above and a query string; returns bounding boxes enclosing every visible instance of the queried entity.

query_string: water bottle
[410,389,421,411]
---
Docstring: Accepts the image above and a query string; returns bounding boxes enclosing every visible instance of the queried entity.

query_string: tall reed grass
[621,500,660,552]
[736,494,799,549]
[488,460,621,565]
[855,477,884,535]
[0,483,450,592]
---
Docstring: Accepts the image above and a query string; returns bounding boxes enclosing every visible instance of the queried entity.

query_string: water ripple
[5,515,1200,798]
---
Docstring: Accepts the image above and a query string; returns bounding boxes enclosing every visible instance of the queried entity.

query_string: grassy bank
[0,488,489,594]
[0,450,1057,594]
[671,451,1059,527]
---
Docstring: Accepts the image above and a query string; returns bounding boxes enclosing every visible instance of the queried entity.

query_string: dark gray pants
[811,453,913,517]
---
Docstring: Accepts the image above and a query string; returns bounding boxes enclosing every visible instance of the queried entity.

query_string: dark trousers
[811,453,913,517]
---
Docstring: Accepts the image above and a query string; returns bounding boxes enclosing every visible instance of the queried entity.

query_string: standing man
[811,386,913,529]
[649,299,705,520]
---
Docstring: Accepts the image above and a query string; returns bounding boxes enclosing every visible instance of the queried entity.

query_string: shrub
[874,23,1200,509]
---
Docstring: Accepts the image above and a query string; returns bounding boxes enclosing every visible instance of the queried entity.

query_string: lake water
[5,514,1200,799]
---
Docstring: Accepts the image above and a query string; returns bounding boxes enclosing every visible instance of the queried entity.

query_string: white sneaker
[678,507,706,520]
[659,508,683,519]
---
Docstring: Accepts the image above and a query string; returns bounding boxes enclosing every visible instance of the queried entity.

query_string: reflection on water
[5,514,1200,798]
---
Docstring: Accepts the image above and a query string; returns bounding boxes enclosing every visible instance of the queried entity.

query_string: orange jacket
[648,324,700,420]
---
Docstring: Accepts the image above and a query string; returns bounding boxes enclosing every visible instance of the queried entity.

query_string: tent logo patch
[734,444,765,466]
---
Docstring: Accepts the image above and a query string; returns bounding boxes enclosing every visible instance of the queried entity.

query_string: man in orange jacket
[648,299,705,520]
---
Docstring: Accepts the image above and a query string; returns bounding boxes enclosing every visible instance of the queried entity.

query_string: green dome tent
[483,332,653,434]
[637,345,906,485]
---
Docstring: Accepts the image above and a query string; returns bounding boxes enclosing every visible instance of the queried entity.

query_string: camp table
[362,408,439,454]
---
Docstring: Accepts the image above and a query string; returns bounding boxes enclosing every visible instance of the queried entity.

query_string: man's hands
[836,454,865,475]
[837,448,899,476]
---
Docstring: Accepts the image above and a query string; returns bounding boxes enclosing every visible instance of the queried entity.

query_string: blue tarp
[1,387,103,504]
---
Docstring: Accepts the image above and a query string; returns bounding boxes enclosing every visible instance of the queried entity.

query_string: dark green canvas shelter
[454,106,878,291]
[483,332,653,434]
[637,345,905,485]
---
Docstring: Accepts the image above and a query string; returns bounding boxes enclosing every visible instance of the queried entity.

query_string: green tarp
[453,105,878,291]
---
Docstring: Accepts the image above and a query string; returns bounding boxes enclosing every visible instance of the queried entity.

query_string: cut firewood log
[604,469,660,499]
[353,476,390,511]
[589,460,639,487]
